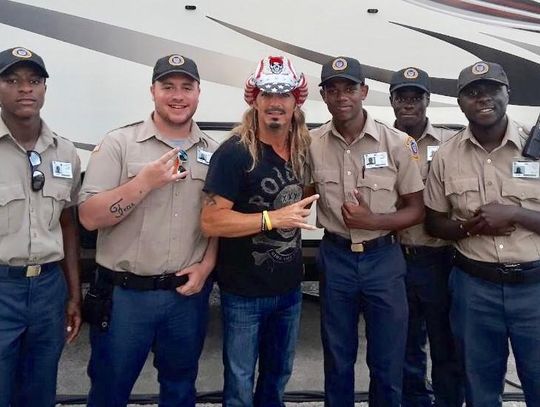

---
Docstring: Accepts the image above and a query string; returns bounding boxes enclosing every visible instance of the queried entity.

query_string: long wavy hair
[231,106,311,181]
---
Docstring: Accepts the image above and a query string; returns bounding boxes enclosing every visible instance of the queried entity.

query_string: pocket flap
[42,181,72,201]
[359,174,394,191]
[502,179,540,200]
[127,162,146,178]
[445,177,479,195]
[0,183,26,206]
[312,169,340,183]
[190,163,208,181]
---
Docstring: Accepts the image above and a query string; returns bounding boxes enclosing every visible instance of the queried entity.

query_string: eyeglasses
[27,150,45,191]
[177,150,188,173]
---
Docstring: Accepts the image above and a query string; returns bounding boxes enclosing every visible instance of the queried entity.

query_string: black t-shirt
[203,135,303,297]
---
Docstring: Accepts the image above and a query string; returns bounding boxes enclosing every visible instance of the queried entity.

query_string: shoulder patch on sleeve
[405,136,419,160]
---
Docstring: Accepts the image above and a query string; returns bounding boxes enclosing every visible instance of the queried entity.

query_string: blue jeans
[87,279,212,407]
[318,237,408,407]
[0,264,67,407]
[220,287,301,407]
[450,266,540,407]
[402,246,464,407]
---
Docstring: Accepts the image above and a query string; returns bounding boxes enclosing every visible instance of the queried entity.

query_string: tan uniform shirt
[0,117,81,266]
[398,120,458,247]
[309,111,424,242]
[79,116,218,276]
[425,118,540,263]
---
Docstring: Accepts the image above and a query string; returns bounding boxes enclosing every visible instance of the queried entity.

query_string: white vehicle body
[1,0,539,242]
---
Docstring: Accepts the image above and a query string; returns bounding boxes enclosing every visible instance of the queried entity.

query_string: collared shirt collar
[329,109,380,143]
[392,118,440,144]
[136,113,205,150]
[0,115,56,152]
[460,115,520,150]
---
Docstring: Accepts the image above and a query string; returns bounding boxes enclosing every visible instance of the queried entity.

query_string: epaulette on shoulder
[374,119,394,129]
[432,123,465,131]
[107,120,144,134]
[51,132,78,147]
[309,121,331,138]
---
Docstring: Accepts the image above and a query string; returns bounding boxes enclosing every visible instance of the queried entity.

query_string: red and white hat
[244,56,308,106]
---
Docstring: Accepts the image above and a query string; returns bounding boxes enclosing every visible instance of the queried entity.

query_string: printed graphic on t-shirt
[249,164,303,267]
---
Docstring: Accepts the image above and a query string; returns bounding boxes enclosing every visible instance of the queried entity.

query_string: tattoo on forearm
[110,198,135,218]
[204,193,217,207]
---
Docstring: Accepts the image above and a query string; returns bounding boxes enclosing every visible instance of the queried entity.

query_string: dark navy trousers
[450,266,540,407]
[318,237,408,407]
[0,264,66,407]
[87,280,211,407]
[401,246,464,407]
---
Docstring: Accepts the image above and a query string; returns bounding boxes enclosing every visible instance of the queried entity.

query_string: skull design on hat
[244,56,308,106]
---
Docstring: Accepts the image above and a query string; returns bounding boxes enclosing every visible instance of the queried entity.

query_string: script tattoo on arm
[203,193,217,207]
[110,198,136,219]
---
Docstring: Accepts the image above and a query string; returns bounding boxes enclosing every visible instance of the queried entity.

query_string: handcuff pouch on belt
[82,268,114,332]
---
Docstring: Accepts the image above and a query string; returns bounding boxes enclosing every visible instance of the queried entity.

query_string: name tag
[364,152,388,169]
[512,161,540,178]
[51,161,73,178]
[197,147,212,165]
[427,145,439,162]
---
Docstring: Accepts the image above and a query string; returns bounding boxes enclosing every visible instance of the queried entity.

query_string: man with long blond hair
[201,55,318,406]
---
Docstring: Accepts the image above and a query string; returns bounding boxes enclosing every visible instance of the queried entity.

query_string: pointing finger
[297,194,319,208]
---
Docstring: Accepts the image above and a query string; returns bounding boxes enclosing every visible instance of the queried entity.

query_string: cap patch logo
[12,47,32,59]
[269,56,284,74]
[404,68,419,79]
[168,55,185,66]
[332,58,347,71]
[472,62,489,75]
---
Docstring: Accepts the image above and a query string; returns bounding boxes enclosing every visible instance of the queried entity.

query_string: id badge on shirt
[512,161,540,178]
[427,146,439,162]
[363,152,388,169]
[51,161,73,178]
[197,147,213,165]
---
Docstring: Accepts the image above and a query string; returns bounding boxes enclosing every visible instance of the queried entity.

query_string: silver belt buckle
[350,243,365,253]
[26,265,41,277]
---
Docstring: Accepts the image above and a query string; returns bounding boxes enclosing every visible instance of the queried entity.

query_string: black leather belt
[454,252,540,284]
[401,245,452,259]
[324,232,397,253]
[0,262,57,278]
[97,266,188,291]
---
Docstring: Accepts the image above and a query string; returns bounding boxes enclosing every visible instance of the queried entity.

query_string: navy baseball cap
[0,47,48,78]
[390,67,430,93]
[152,54,200,83]
[319,57,365,87]
[457,61,509,93]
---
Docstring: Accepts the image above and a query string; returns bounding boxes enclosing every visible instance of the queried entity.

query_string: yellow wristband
[263,210,273,231]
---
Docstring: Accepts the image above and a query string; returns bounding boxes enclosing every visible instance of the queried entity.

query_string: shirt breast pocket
[127,162,146,178]
[42,181,72,229]
[501,179,540,211]
[358,174,396,213]
[190,164,208,183]
[0,184,26,236]
[312,169,340,210]
[444,177,480,216]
